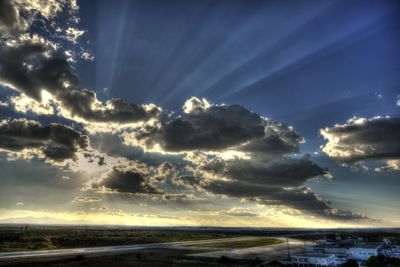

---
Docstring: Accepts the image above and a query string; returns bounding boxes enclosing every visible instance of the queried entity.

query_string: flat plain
[1,225,399,266]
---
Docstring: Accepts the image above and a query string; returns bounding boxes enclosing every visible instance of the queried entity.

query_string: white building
[392,246,400,258]
[381,245,400,259]
[291,254,336,267]
[347,244,381,261]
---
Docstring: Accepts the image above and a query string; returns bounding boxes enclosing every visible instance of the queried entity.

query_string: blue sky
[76,0,400,153]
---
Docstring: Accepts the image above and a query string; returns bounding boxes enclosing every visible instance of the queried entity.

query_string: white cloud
[321,116,400,171]
[65,27,85,43]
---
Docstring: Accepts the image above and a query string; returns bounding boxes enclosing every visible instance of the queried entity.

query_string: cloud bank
[0,39,162,125]
[321,117,400,171]
[135,97,302,156]
[0,118,87,161]
[85,162,163,195]
[0,0,388,225]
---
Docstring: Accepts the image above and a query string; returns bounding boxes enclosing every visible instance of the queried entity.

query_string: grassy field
[0,225,239,252]
[293,230,400,241]
[189,238,283,248]
[1,225,398,254]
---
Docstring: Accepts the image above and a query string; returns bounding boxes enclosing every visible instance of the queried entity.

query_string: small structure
[381,245,400,259]
[305,246,347,256]
[347,244,381,261]
[291,253,336,267]
[392,246,400,258]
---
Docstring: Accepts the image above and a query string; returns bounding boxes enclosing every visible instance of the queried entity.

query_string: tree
[74,255,85,261]
[366,255,386,267]
[136,253,142,261]
[386,257,400,267]
[218,256,231,264]
[343,259,359,267]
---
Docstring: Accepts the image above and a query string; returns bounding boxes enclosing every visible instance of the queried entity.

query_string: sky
[0,0,399,228]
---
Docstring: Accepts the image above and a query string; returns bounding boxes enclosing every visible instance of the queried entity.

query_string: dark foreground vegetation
[6,250,400,267]
[1,248,278,267]
[343,256,400,267]
[293,230,400,241]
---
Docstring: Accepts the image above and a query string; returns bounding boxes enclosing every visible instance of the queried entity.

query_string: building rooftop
[352,243,381,249]
[309,244,353,249]
[292,253,334,258]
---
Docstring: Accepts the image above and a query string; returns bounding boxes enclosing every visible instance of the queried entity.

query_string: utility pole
[287,238,291,259]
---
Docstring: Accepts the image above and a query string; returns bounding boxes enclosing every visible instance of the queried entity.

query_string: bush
[74,255,85,261]
[343,259,359,267]
[136,253,142,261]
[218,255,231,264]
[386,257,400,267]
[366,255,386,267]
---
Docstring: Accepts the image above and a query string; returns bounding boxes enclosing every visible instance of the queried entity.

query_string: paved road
[0,236,269,261]
[189,237,311,261]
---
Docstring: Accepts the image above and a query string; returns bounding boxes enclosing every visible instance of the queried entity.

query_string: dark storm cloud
[261,189,368,221]
[321,117,400,169]
[322,209,368,220]
[152,104,264,151]
[201,179,365,220]
[181,150,367,221]
[88,164,162,194]
[199,157,326,187]
[0,118,87,161]
[0,41,161,124]
[0,0,26,35]
[238,120,302,155]
[257,186,331,212]
[138,97,301,155]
